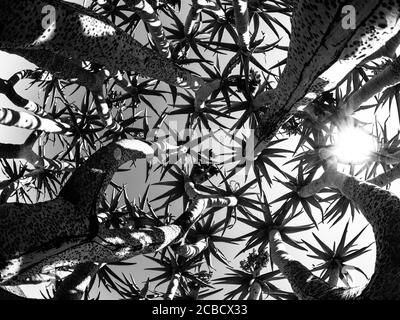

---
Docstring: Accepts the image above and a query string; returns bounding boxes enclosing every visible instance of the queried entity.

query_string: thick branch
[11,190,233,282]
[232,0,250,50]
[255,0,400,146]
[8,49,102,92]
[0,138,236,285]
[0,139,152,285]
[338,177,400,299]
[269,230,359,300]
[0,106,70,133]
[299,167,400,299]
[0,76,47,117]
[364,31,400,62]
[0,0,204,90]
[59,139,153,222]
[174,235,208,258]
[126,0,171,58]
[7,50,123,132]
[248,281,262,300]
[368,163,400,187]
[54,262,100,300]
[341,56,400,115]
[164,272,181,300]
[1,193,236,285]
[0,286,27,300]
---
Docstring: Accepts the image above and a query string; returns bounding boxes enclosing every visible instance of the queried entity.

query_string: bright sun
[332,126,376,164]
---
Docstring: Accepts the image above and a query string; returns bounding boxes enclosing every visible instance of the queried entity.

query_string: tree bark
[255,0,400,146]
[248,280,262,300]
[296,168,400,299]
[368,163,400,187]
[164,272,181,300]
[338,177,400,299]
[232,0,250,50]
[0,75,47,117]
[0,138,237,286]
[0,0,204,90]
[174,235,208,259]
[269,230,360,300]
[54,262,100,300]
[0,286,27,300]
[0,106,69,133]
[327,269,340,287]
[125,0,171,58]
[341,56,400,116]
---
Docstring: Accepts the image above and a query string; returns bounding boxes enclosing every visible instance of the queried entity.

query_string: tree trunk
[0,286,27,300]
[0,107,68,133]
[338,177,400,299]
[174,236,208,259]
[232,0,249,50]
[328,269,340,287]
[54,262,100,300]
[164,272,181,300]
[269,230,360,300]
[368,163,400,187]
[184,1,201,36]
[0,0,203,90]
[298,171,400,299]
[255,0,400,145]
[126,0,171,58]
[0,137,237,285]
[248,280,262,300]
[341,56,400,115]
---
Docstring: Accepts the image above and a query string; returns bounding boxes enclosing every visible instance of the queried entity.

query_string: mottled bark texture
[274,172,400,299]
[255,0,400,146]
[0,0,203,90]
[0,138,236,288]
[53,262,100,300]
[0,139,152,284]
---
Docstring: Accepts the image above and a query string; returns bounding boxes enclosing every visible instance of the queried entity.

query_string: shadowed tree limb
[254,0,400,148]
[0,131,40,163]
[0,286,27,300]
[184,0,225,37]
[297,154,400,299]
[164,272,181,300]
[53,262,101,300]
[368,163,400,187]
[233,0,250,51]
[269,229,361,300]
[365,31,400,62]
[7,49,103,93]
[0,74,48,117]
[340,56,400,116]
[125,0,171,58]
[0,106,70,133]
[0,139,236,286]
[7,49,123,133]
[0,0,204,91]
[174,236,208,259]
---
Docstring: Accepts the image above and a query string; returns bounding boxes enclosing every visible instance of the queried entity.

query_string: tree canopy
[1,0,400,300]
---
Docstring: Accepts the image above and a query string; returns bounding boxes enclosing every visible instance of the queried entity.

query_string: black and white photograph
[0,0,400,306]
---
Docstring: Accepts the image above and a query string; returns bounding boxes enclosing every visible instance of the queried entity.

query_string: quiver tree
[2,0,400,300]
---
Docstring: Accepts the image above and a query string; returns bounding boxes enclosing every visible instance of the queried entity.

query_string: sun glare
[332,127,376,164]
